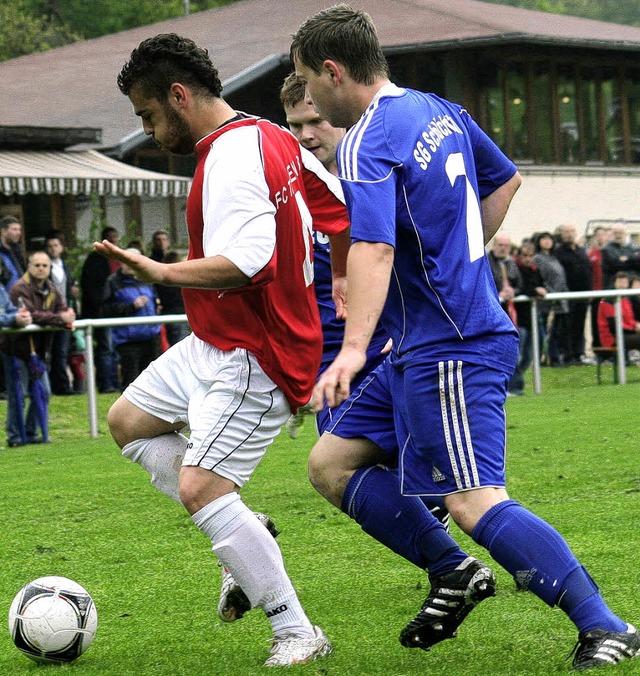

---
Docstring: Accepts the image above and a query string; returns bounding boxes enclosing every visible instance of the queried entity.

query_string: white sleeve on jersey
[201,125,276,278]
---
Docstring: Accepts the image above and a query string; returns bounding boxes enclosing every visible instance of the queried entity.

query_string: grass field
[0,364,639,675]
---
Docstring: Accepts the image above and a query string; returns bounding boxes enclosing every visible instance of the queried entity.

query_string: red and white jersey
[184,115,349,410]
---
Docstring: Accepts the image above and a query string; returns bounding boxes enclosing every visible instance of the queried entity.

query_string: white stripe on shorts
[438,360,480,490]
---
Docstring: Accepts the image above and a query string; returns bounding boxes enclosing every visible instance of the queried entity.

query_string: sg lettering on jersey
[274,155,303,209]
[413,114,463,171]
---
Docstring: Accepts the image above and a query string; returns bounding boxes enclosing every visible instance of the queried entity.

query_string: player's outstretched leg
[570,624,640,671]
[192,492,331,667]
[471,499,639,670]
[217,512,280,622]
[399,556,497,651]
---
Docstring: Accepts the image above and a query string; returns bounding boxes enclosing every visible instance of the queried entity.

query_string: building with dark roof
[1,0,639,245]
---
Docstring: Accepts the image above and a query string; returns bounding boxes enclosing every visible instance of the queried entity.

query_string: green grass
[0,365,639,675]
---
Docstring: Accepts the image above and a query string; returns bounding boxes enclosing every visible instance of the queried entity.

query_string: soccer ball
[8,576,97,664]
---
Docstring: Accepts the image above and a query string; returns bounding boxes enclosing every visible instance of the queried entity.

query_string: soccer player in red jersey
[95,33,350,667]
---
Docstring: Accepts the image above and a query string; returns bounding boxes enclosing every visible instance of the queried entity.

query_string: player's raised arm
[94,239,249,289]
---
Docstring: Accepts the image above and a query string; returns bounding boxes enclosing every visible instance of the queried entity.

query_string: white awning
[0,149,190,197]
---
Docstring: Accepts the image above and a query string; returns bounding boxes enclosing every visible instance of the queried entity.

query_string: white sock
[192,493,314,637]
[122,432,188,504]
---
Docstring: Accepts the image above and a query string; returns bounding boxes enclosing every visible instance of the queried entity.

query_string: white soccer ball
[8,576,98,664]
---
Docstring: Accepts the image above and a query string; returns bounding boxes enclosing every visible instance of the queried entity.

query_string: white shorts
[123,333,290,487]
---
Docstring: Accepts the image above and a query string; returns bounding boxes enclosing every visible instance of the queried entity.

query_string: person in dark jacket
[80,226,120,393]
[508,242,547,395]
[149,230,170,262]
[0,279,32,445]
[601,223,640,289]
[155,251,190,346]
[554,223,593,365]
[0,215,26,290]
[101,249,161,391]
[45,231,78,394]
[0,251,75,446]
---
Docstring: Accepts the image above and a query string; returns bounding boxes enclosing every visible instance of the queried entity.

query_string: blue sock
[342,466,467,576]
[472,500,625,633]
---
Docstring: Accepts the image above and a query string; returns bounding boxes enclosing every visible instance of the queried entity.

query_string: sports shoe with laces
[399,556,497,651]
[217,512,279,623]
[264,625,332,667]
[570,623,640,671]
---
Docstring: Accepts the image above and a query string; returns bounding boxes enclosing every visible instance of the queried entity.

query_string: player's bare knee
[308,439,334,493]
[445,487,510,535]
[106,397,132,448]
[178,467,237,516]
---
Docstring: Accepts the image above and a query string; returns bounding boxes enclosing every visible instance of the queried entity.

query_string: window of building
[474,51,638,167]
[628,68,640,163]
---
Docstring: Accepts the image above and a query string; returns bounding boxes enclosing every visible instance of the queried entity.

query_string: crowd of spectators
[490,222,640,394]
[0,218,190,446]
[1,214,638,421]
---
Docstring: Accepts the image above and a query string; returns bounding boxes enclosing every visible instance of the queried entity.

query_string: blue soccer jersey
[337,84,519,370]
[313,230,389,380]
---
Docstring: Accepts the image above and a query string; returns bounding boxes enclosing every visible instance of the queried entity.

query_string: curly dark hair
[117,33,222,100]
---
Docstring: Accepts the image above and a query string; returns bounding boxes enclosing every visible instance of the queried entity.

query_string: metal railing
[2,314,188,439]
[3,288,640,438]
[514,288,640,393]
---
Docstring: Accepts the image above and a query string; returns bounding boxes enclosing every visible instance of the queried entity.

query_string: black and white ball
[8,576,97,664]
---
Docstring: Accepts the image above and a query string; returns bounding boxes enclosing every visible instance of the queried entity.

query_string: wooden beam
[0,126,102,150]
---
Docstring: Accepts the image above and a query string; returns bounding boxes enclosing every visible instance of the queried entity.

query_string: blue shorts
[321,358,400,458]
[392,359,509,496]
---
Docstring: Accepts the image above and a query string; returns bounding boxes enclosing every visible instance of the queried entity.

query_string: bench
[592,346,618,384]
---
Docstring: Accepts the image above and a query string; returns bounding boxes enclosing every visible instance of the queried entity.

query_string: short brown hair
[280,72,307,109]
[290,4,389,85]
[0,215,20,231]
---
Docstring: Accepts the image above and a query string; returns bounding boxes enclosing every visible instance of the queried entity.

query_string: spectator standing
[601,223,640,289]
[0,279,32,445]
[100,248,161,391]
[533,231,570,366]
[588,226,611,347]
[45,232,77,394]
[488,233,522,326]
[508,242,547,395]
[0,217,27,401]
[597,272,640,352]
[149,230,170,262]
[554,224,593,364]
[0,215,27,289]
[0,251,75,446]
[155,251,190,347]
[80,226,120,393]
[630,275,640,322]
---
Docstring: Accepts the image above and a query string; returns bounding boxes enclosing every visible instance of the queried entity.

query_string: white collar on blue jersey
[371,82,405,106]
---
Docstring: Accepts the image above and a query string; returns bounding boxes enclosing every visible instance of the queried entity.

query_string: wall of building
[75,195,187,249]
[499,168,640,245]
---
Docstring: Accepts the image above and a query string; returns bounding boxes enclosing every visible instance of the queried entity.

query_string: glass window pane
[507,63,530,160]
[558,64,578,164]
[533,62,553,163]
[627,68,640,164]
[580,68,600,162]
[602,67,622,163]
[477,63,506,149]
